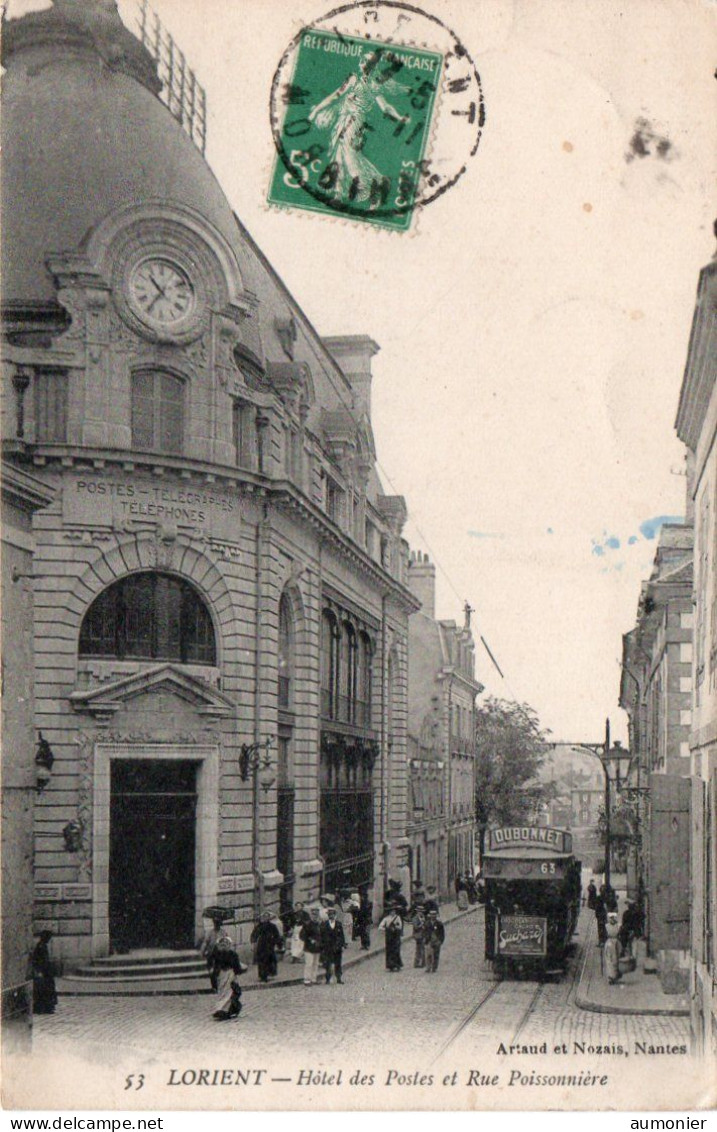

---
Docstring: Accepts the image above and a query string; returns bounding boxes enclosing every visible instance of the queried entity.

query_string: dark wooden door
[109,760,197,951]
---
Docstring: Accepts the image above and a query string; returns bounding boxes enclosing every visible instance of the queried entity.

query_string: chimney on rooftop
[408,550,436,618]
[322,335,380,421]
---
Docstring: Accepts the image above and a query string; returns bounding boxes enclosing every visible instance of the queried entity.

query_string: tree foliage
[474,696,555,848]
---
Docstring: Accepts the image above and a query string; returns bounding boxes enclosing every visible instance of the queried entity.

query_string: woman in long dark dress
[212,937,245,1021]
[378,906,404,971]
[31,931,58,1015]
[250,912,282,982]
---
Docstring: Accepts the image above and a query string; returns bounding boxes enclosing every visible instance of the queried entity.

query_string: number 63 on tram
[482,825,582,977]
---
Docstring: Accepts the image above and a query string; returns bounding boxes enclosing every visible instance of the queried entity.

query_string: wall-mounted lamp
[62,819,83,852]
[239,736,275,792]
[35,732,55,793]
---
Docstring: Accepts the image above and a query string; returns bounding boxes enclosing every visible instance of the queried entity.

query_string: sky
[8,0,715,743]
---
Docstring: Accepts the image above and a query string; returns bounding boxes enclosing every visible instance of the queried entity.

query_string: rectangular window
[132,371,183,455]
[34,370,68,442]
[232,400,251,468]
[325,476,342,524]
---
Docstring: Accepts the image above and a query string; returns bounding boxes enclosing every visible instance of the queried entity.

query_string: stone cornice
[2,444,421,612]
[1,460,55,513]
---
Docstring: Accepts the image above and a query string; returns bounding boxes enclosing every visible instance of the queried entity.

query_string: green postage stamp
[268,30,444,232]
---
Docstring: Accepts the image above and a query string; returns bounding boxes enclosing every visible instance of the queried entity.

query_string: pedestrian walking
[198,915,231,991]
[31,930,58,1015]
[594,892,608,946]
[212,936,246,1021]
[603,912,621,984]
[618,902,641,958]
[411,904,426,968]
[378,905,404,972]
[288,903,308,963]
[356,888,372,950]
[455,873,469,911]
[300,907,323,985]
[423,885,440,915]
[385,879,408,918]
[424,909,445,972]
[250,911,282,983]
[586,880,597,910]
[320,906,347,983]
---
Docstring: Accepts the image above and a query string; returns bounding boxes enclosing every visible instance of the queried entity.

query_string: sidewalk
[57,902,481,997]
[574,907,689,1017]
[234,901,481,995]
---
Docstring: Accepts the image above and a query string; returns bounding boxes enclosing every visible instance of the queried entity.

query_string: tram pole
[603,717,611,891]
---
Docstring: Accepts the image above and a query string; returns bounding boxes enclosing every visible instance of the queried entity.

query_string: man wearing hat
[318,893,335,922]
[320,906,347,984]
[300,906,323,985]
[424,909,445,973]
[411,903,427,969]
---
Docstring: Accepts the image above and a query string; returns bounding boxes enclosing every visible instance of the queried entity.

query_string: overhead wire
[259,325,517,698]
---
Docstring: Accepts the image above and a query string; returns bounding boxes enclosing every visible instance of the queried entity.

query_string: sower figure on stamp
[424,909,445,973]
[307,51,410,207]
[320,906,347,984]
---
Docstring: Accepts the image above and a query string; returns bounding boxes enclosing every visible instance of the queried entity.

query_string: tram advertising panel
[496,914,548,957]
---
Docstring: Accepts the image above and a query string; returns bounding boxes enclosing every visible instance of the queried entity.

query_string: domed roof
[1,2,243,305]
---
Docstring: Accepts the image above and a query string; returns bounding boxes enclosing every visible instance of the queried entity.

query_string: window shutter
[650,774,691,951]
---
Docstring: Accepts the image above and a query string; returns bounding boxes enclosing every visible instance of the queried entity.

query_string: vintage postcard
[1,0,716,1116]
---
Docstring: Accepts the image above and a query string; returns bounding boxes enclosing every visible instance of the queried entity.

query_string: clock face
[128,258,196,328]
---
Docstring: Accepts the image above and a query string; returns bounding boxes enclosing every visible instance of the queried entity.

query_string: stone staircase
[59,950,212,996]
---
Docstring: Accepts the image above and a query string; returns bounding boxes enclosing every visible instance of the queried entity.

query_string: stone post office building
[0,1,418,967]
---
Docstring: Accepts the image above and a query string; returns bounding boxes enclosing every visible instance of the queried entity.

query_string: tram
[482,825,582,976]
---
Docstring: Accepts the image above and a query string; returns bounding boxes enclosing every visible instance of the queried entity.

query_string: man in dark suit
[424,909,446,973]
[320,906,347,984]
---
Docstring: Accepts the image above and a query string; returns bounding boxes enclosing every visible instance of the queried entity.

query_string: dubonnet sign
[487,826,572,854]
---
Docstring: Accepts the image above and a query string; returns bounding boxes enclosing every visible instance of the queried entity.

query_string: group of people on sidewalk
[375,879,446,974]
[586,878,643,986]
[199,877,454,1017]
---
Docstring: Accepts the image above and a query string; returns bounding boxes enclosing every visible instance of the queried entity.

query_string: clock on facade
[128,257,196,329]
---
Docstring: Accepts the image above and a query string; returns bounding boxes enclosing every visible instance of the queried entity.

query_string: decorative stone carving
[100,730,201,744]
[185,331,210,369]
[274,315,297,360]
[193,532,241,563]
[148,527,178,569]
[75,730,95,882]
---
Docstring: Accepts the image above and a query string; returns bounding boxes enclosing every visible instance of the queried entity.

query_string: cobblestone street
[31,909,691,1059]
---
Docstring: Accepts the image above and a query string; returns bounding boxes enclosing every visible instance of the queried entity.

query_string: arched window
[340,621,356,722]
[321,610,340,719]
[278,592,293,709]
[131,370,184,455]
[79,572,216,664]
[356,632,373,729]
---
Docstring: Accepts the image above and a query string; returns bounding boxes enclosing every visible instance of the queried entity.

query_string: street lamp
[240,737,275,920]
[239,737,275,792]
[35,732,55,793]
[599,720,631,890]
